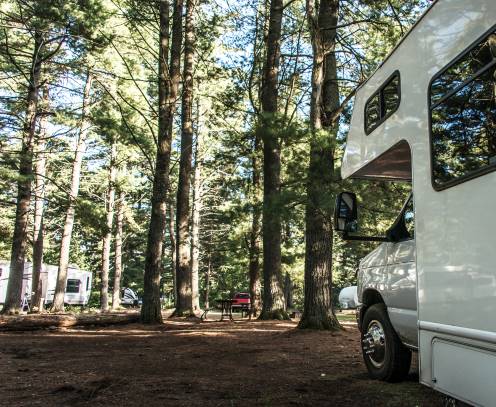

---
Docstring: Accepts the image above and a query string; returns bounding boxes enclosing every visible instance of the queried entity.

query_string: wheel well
[359,289,385,329]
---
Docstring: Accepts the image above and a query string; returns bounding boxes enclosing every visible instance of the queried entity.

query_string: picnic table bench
[200,299,234,321]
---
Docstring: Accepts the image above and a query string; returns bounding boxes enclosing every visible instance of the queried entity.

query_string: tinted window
[430,30,496,189]
[365,94,380,133]
[431,32,496,105]
[365,72,400,134]
[383,75,400,116]
[66,279,80,293]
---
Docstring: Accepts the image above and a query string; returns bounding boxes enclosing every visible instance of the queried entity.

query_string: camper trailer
[338,286,358,309]
[334,0,496,405]
[0,260,92,308]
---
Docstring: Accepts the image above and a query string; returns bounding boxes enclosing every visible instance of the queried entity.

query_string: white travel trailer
[338,286,358,309]
[333,0,496,405]
[0,260,92,308]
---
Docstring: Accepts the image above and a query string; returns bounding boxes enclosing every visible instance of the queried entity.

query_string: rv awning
[347,140,412,182]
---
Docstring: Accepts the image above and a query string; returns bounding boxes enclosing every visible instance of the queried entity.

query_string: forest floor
[0,312,444,406]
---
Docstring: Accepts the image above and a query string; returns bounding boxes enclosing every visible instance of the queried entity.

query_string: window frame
[364,70,401,135]
[428,25,496,191]
[66,279,81,294]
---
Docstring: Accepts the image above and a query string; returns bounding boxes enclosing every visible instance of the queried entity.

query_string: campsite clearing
[0,317,443,406]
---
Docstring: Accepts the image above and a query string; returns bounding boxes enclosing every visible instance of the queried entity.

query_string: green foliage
[0,0,430,311]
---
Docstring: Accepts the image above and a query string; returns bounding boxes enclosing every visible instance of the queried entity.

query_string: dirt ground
[0,314,444,406]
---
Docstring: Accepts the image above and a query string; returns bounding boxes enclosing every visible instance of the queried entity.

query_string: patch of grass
[336,312,357,322]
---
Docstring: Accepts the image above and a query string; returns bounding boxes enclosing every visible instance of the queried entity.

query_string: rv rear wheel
[361,303,411,382]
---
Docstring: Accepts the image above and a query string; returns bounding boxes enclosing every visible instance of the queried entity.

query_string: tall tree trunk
[248,133,262,316]
[141,0,183,323]
[204,254,211,309]
[100,140,117,312]
[51,71,93,313]
[284,272,293,310]
[190,133,202,312]
[174,0,196,317]
[259,0,288,320]
[112,190,125,310]
[2,32,43,315]
[169,199,177,306]
[298,0,341,330]
[31,85,49,313]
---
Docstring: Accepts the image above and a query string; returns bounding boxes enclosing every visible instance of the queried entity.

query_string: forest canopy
[0,0,427,321]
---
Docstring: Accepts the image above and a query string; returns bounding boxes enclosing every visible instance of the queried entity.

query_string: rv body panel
[342,0,496,404]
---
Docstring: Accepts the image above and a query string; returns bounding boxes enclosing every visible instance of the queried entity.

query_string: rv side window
[364,71,401,134]
[365,94,380,132]
[430,30,496,190]
[86,276,90,291]
[66,279,80,293]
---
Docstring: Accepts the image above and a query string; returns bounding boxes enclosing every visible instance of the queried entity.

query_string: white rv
[334,0,496,405]
[338,286,358,309]
[0,260,92,308]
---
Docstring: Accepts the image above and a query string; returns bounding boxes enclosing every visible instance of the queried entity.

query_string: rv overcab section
[336,0,496,405]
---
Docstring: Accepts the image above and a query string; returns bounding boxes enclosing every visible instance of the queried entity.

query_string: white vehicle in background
[0,260,92,308]
[334,0,496,405]
[338,286,358,309]
[120,287,140,307]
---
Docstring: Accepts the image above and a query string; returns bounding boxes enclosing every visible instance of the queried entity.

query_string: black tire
[361,303,411,382]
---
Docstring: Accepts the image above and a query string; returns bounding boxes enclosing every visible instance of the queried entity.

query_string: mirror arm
[342,232,390,242]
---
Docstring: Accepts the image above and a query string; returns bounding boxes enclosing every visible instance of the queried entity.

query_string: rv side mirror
[334,192,358,233]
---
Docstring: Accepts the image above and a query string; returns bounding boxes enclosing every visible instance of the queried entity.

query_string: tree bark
[248,133,262,317]
[298,0,341,330]
[141,0,183,323]
[259,0,288,320]
[174,0,196,317]
[190,133,202,312]
[100,140,117,312]
[169,199,177,305]
[51,71,93,313]
[112,190,125,310]
[284,272,293,310]
[2,32,43,315]
[31,85,49,313]
[204,255,210,309]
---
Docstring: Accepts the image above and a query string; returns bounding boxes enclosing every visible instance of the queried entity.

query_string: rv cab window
[66,279,80,293]
[365,71,400,134]
[404,198,414,238]
[430,29,496,189]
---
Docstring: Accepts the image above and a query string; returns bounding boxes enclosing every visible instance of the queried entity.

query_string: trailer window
[66,279,80,293]
[365,71,400,135]
[430,30,496,190]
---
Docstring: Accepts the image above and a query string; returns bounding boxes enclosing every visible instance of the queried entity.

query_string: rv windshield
[386,195,414,242]
[337,186,412,243]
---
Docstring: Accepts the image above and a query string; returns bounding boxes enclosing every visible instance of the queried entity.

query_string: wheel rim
[362,319,386,368]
